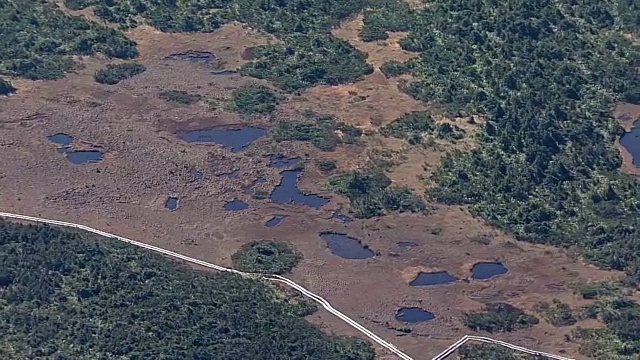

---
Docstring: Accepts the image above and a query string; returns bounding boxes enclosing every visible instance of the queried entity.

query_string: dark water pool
[66,150,104,164]
[166,197,178,210]
[395,307,436,323]
[396,241,419,250]
[224,199,249,211]
[270,169,329,209]
[409,271,459,286]
[620,120,640,165]
[268,154,301,168]
[166,51,216,63]
[178,127,267,152]
[265,214,287,227]
[319,232,374,259]
[211,70,238,75]
[471,262,508,280]
[47,133,73,146]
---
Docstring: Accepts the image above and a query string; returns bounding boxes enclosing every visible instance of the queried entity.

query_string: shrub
[535,300,577,327]
[94,63,146,85]
[465,303,539,333]
[159,90,202,104]
[0,78,16,95]
[272,113,360,151]
[231,240,302,274]
[316,159,337,172]
[227,84,281,114]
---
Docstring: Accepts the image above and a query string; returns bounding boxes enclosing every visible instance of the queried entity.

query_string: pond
[47,133,73,146]
[265,214,287,227]
[211,70,238,76]
[224,199,249,211]
[471,262,508,280]
[319,232,374,259]
[620,120,640,165]
[268,154,301,168]
[270,169,329,209]
[165,196,179,211]
[166,50,216,64]
[66,150,104,164]
[396,241,419,250]
[395,307,436,323]
[409,271,459,286]
[177,126,267,152]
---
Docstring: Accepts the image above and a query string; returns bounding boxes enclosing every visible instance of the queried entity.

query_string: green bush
[1,0,138,80]
[317,159,337,172]
[0,78,16,95]
[380,111,464,143]
[0,220,375,359]
[465,303,539,333]
[227,84,281,114]
[329,169,426,218]
[272,113,361,151]
[94,63,146,85]
[159,90,202,104]
[231,240,302,274]
[535,300,577,327]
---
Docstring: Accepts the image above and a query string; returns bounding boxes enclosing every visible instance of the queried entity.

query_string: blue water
[269,155,301,168]
[178,127,267,152]
[471,262,508,280]
[166,51,216,63]
[265,214,287,227]
[409,271,459,286]
[166,197,179,211]
[319,232,374,259]
[395,307,436,323]
[47,133,73,146]
[270,169,329,209]
[224,199,249,211]
[620,120,640,165]
[66,150,103,164]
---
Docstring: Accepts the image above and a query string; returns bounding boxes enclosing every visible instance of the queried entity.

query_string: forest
[0,220,374,359]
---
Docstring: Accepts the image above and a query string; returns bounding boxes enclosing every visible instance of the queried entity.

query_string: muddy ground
[0,20,629,360]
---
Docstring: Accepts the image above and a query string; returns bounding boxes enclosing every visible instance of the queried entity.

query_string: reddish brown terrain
[0,19,627,360]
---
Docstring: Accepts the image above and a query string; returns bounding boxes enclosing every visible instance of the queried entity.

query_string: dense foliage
[465,303,539,333]
[380,111,465,144]
[370,0,640,284]
[159,90,202,105]
[316,159,337,172]
[0,78,15,95]
[535,299,577,327]
[580,297,640,358]
[1,0,138,80]
[459,343,551,360]
[273,112,362,151]
[231,240,301,274]
[227,84,281,114]
[329,169,426,218]
[94,63,146,85]
[240,35,373,92]
[0,221,375,359]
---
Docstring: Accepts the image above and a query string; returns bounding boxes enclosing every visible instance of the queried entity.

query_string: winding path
[0,211,576,360]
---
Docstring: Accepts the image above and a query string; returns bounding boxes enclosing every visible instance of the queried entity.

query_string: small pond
[268,154,301,168]
[470,262,508,280]
[319,232,374,259]
[224,199,249,211]
[166,197,179,211]
[409,271,459,286]
[620,120,640,165]
[211,70,238,75]
[47,133,73,146]
[331,206,353,223]
[265,214,287,227]
[270,169,329,209]
[166,51,216,63]
[395,307,436,323]
[66,150,104,164]
[396,241,419,250]
[178,127,267,152]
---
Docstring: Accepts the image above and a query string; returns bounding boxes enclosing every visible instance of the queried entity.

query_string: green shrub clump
[535,300,576,327]
[273,113,362,151]
[231,240,302,274]
[159,90,202,104]
[465,303,539,333]
[317,159,337,172]
[0,78,16,95]
[227,84,281,114]
[329,169,426,218]
[94,63,146,85]
[380,111,465,144]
